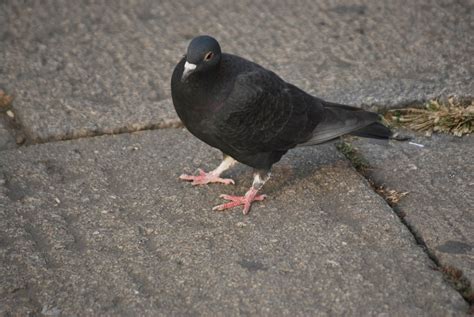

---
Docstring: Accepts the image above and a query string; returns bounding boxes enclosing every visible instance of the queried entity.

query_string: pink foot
[179,168,235,186]
[212,188,267,215]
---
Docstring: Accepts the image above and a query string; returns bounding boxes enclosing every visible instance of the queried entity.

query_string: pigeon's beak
[181,61,197,82]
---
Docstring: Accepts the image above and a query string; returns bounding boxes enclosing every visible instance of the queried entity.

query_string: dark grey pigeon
[171,35,394,215]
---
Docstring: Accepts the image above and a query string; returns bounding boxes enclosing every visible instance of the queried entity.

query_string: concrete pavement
[1,0,472,143]
[0,129,468,315]
[351,133,474,290]
[0,0,473,315]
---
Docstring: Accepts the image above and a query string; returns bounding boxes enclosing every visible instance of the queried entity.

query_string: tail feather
[299,101,393,146]
[350,121,392,139]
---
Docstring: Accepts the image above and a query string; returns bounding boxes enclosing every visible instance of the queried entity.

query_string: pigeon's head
[181,35,221,81]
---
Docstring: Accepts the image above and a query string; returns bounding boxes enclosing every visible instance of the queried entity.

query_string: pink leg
[180,156,237,186]
[180,168,235,186]
[213,187,267,215]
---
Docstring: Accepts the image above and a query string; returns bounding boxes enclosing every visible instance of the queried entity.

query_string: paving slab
[0,129,467,315]
[1,0,473,142]
[0,116,16,151]
[350,134,474,284]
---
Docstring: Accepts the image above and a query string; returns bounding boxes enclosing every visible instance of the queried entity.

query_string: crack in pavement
[9,117,184,147]
[336,142,474,313]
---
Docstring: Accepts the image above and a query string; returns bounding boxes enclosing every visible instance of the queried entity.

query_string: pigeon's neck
[183,67,226,111]
[172,75,223,131]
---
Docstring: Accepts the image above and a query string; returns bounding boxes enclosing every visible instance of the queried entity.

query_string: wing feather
[215,70,322,153]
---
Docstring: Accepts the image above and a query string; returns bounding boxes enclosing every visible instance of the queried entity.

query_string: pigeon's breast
[171,60,227,146]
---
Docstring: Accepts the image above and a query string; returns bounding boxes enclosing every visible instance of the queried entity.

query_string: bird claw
[179,168,235,186]
[213,191,267,215]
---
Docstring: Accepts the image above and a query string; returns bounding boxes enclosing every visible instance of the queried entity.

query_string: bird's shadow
[215,145,348,197]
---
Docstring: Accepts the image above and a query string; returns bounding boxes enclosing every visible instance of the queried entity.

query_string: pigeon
[171,35,395,215]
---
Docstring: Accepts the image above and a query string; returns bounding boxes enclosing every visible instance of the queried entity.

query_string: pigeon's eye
[204,52,214,61]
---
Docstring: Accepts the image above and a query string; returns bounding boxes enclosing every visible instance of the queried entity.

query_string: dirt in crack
[23,118,184,146]
[0,90,28,149]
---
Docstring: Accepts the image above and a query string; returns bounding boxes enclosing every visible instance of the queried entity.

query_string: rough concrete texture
[0,116,17,151]
[351,134,474,284]
[0,129,467,316]
[1,0,473,142]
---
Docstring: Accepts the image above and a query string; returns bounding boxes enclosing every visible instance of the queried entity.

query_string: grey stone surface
[0,129,467,315]
[1,0,473,142]
[0,115,17,151]
[351,134,474,284]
